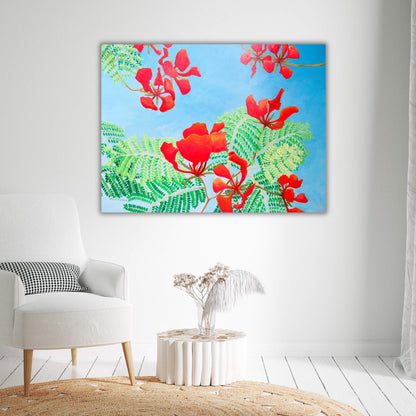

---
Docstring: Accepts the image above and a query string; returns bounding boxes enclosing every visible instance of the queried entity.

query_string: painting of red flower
[101,44,326,213]
[161,122,227,178]
[212,152,256,212]
[246,89,299,130]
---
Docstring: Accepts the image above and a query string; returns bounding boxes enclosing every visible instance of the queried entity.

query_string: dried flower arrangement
[174,263,265,335]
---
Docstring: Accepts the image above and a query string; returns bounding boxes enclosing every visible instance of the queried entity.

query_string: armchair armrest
[0,270,25,346]
[79,259,127,300]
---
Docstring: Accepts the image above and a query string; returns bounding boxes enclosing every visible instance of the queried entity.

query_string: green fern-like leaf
[253,170,286,213]
[102,135,186,183]
[256,121,311,184]
[215,108,311,181]
[101,169,205,213]
[123,204,149,213]
[101,44,142,85]
[101,168,152,201]
[101,121,125,139]
[214,107,263,163]
[240,187,266,213]
[148,181,206,213]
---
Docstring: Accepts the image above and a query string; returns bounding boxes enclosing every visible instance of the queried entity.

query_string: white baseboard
[247,341,401,357]
[0,340,400,358]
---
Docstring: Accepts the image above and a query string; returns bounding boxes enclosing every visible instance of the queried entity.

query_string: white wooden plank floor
[1,350,416,415]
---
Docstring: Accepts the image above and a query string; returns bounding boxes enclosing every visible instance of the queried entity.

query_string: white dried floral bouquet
[173,263,264,335]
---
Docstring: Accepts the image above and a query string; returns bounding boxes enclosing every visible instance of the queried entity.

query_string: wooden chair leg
[24,350,33,396]
[122,341,135,385]
[71,348,77,365]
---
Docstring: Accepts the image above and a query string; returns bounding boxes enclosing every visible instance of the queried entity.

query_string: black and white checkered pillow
[0,262,88,295]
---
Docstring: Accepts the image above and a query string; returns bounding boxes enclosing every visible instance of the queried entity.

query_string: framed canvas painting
[101,43,326,213]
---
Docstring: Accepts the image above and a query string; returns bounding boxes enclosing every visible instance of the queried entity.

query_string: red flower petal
[161,142,179,170]
[287,207,304,213]
[150,45,162,55]
[281,45,289,57]
[288,174,303,189]
[158,47,169,65]
[257,99,269,119]
[176,134,213,164]
[234,184,256,210]
[210,122,225,134]
[228,151,248,169]
[240,53,253,65]
[179,67,201,77]
[175,77,191,95]
[162,61,178,78]
[262,56,275,73]
[164,44,173,48]
[246,96,268,121]
[287,45,299,59]
[213,164,233,180]
[246,95,260,119]
[183,123,209,138]
[294,193,308,203]
[134,44,144,53]
[154,68,163,86]
[159,95,175,112]
[278,175,289,187]
[251,44,264,53]
[140,96,157,111]
[163,78,175,99]
[175,49,191,72]
[135,68,153,92]
[250,62,257,78]
[217,195,234,213]
[213,178,232,193]
[268,44,281,55]
[277,106,299,123]
[283,188,295,203]
[229,151,248,183]
[279,65,293,79]
[268,88,284,113]
[210,132,227,153]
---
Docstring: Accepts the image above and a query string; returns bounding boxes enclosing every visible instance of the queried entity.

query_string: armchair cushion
[13,292,132,349]
[0,262,87,295]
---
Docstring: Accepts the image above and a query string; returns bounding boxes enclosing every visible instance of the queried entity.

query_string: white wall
[0,0,411,355]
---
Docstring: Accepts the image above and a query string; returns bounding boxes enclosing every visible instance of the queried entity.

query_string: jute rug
[0,376,364,416]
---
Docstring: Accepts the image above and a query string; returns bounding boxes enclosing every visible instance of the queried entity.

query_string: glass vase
[195,301,216,336]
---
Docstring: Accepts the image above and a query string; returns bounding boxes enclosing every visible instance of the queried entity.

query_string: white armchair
[0,194,135,395]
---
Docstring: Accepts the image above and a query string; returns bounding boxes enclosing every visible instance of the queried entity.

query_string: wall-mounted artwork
[101,43,326,213]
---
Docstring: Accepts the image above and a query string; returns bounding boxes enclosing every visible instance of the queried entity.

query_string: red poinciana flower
[135,67,175,112]
[213,152,256,212]
[268,44,299,79]
[240,44,275,78]
[158,48,201,95]
[133,44,172,55]
[246,89,299,130]
[161,123,227,177]
[278,174,308,212]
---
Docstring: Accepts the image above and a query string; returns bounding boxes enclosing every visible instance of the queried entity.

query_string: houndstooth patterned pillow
[0,262,88,295]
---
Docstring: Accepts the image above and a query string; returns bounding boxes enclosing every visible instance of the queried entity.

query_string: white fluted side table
[156,328,247,386]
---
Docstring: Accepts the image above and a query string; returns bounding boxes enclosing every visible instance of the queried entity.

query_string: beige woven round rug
[0,376,364,416]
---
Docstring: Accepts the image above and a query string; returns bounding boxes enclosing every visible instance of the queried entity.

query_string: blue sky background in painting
[101,44,326,213]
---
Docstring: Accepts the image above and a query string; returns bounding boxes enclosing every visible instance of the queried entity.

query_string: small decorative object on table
[157,263,265,386]
[173,263,265,336]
